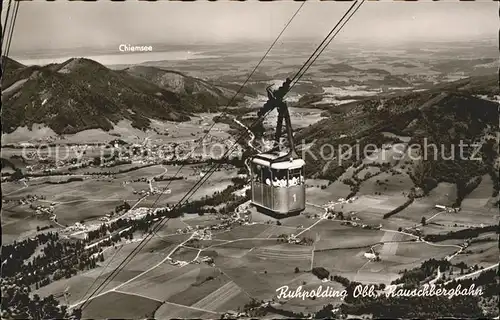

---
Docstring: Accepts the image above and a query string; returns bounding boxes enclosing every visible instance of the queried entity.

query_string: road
[444,263,499,285]
[4,180,29,196]
[148,164,168,192]
[292,203,468,288]
[233,118,258,152]
[380,227,495,287]
[66,196,494,312]
[380,228,463,250]
[69,232,196,310]
[294,202,335,238]
[403,209,445,232]
[39,199,138,205]
[54,164,167,237]
[429,267,442,285]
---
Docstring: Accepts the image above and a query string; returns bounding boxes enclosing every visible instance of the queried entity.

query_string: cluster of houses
[3,194,44,205]
[221,311,249,319]
[364,249,381,261]
[327,210,382,231]
[222,299,283,319]
[198,256,214,265]
[167,258,189,267]
[33,204,55,217]
[133,188,171,196]
[176,225,195,235]
[285,234,313,245]
[192,229,212,241]
[340,219,382,231]
[174,213,250,237]
[64,222,89,233]
[435,204,461,213]
[364,251,380,260]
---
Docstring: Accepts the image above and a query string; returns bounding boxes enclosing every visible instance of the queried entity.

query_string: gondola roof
[252,153,305,170]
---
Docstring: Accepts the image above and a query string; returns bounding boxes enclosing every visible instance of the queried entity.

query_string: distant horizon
[8,36,498,66]
[12,35,498,52]
[3,1,496,56]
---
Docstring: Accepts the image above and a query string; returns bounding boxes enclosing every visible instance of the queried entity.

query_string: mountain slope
[1,58,228,134]
[1,56,26,74]
[124,65,240,111]
[296,77,499,204]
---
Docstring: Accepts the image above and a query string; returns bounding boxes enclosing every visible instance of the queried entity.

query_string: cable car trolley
[250,79,306,216]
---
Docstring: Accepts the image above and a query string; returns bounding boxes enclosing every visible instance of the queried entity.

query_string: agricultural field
[82,291,162,319]
[7,139,497,319]
[1,158,238,244]
[2,29,498,319]
[450,236,499,269]
[29,188,491,318]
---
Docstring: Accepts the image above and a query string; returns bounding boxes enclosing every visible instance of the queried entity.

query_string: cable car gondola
[250,80,306,216]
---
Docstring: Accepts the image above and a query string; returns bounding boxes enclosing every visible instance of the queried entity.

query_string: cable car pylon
[78,0,364,310]
[249,0,364,217]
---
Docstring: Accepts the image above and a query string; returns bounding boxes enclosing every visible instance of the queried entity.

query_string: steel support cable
[1,0,13,48]
[123,0,365,261]
[81,0,362,308]
[290,0,365,92]
[78,244,125,307]
[149,0,307,231]
[187,0,367,210]
[80,82,280,311]
[4,0,19,59]
[78,2,306,310]
[290,0,359,84]
[2,0,19,78]
[83,84,291,309]
[157,0,307,204]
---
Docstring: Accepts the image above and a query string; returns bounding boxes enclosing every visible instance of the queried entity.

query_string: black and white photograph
[1,0,499,319]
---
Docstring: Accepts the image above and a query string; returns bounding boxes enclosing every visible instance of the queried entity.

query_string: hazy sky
[4,1,497,54]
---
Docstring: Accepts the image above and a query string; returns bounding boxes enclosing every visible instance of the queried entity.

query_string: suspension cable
[290,0,365,92]
[4,0,19,59]
[80,0,362,309]
[174,0,366,214]
[1,0,13,47]
[147,0,307,218]
[78,2,307,310]
[290,0,359,84]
